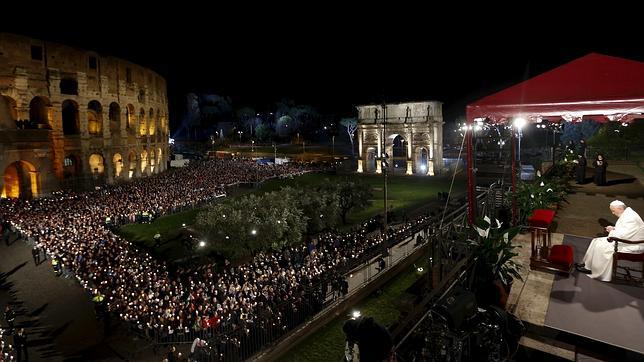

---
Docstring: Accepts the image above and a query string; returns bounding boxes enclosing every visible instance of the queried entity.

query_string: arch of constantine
[356,101,443,176]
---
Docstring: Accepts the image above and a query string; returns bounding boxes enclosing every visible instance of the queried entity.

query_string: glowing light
[251,229,257,235]
[198,241,206,248]
[513,117,527,130]
[351,310,361,319]
[417,267,424,272]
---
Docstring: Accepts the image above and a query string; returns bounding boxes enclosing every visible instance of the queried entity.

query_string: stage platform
[508,231,644,361]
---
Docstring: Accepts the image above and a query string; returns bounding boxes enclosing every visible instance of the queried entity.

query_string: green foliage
[511,170,568,225]
[560,120,600,145]
[284,186,341,234]
[473,217,523,284]
[588,120,644,147]
[255,123,273,141]
[196,191,307,259]
[195,178,371,259]
[322,178,373,224]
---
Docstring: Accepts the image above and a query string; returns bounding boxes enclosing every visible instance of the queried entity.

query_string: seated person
[577,200,644,281]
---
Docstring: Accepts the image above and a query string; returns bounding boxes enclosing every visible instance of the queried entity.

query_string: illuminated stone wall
[0,32,170,197]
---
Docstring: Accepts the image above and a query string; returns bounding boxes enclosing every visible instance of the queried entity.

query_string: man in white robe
[577,200,644,281]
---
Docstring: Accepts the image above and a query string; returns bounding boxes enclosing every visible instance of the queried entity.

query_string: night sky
[4,13,643,129]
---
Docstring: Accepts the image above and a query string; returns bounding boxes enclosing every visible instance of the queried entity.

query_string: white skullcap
[610,200,626,208]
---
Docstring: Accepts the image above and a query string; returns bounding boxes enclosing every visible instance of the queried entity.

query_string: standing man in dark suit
[31,244,40,265]
[14,328,28,361]
[576,154,587,184]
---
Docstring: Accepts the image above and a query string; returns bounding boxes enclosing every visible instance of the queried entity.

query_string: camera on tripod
[408,286,524,362]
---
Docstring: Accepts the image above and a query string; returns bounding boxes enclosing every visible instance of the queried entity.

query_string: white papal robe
[582,207,644,281]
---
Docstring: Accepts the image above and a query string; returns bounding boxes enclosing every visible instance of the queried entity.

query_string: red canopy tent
[464,53,644,223]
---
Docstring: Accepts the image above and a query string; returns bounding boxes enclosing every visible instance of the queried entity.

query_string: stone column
[406,130,413,175]
[104,149,114,183]
[357,130,364,173]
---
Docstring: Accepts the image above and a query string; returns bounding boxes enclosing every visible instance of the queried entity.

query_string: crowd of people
[0,158,441,360]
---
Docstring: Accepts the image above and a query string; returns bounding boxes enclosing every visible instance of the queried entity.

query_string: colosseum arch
[139,108,147,136]
[126,104,136,134]
[2,160,39,199]
[148,108,155,136]
[140,149,148,173]
[149,148,156,173]
[62,100,80,135]
[109,102,121,136]
[87,100,103,135]
[128,151,137,178]
[29,96,52,129]
[89,153,105,174]
[112,153,123,177]
[0,95,18,129]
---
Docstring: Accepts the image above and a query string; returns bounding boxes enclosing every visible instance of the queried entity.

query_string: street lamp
[251,140,255,153]
[238,130,243,143]
[513,117,527,166]
[272,143,277,163]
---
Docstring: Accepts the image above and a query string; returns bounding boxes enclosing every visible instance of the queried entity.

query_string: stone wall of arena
[0,32,170,198]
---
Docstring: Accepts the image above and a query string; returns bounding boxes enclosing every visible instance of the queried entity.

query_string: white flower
[476,226,490,238]
[547,188,553,192]
[530,194,535,198]
[536,170,542,177]
[494,219,503,229]
[540,182,545,187]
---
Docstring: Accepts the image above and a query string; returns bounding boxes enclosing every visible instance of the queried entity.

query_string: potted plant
[511,171,568,225]
[472,216,523,308]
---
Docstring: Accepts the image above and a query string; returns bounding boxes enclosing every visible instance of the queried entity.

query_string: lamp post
[272,143,277,163]
[238,130,243,143]
[332,135,335,158]
[514,117,527,166]
[382,102,388,240]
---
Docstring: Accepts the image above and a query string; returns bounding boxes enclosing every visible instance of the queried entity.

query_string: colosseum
[0,32,170,198]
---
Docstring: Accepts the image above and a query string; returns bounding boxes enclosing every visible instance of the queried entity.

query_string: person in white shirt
[577,200,644,281]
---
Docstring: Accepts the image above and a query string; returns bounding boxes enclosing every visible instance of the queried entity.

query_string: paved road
[0,234,102,361]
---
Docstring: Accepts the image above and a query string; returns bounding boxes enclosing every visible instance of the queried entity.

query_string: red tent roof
[466,53,644,123]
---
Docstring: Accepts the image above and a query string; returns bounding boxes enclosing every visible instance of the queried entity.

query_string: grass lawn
[118,208,202,261]
[118,172,463,261]
[282,256,429,361]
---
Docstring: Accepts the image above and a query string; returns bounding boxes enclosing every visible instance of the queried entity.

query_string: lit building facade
[0,33,169,198]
